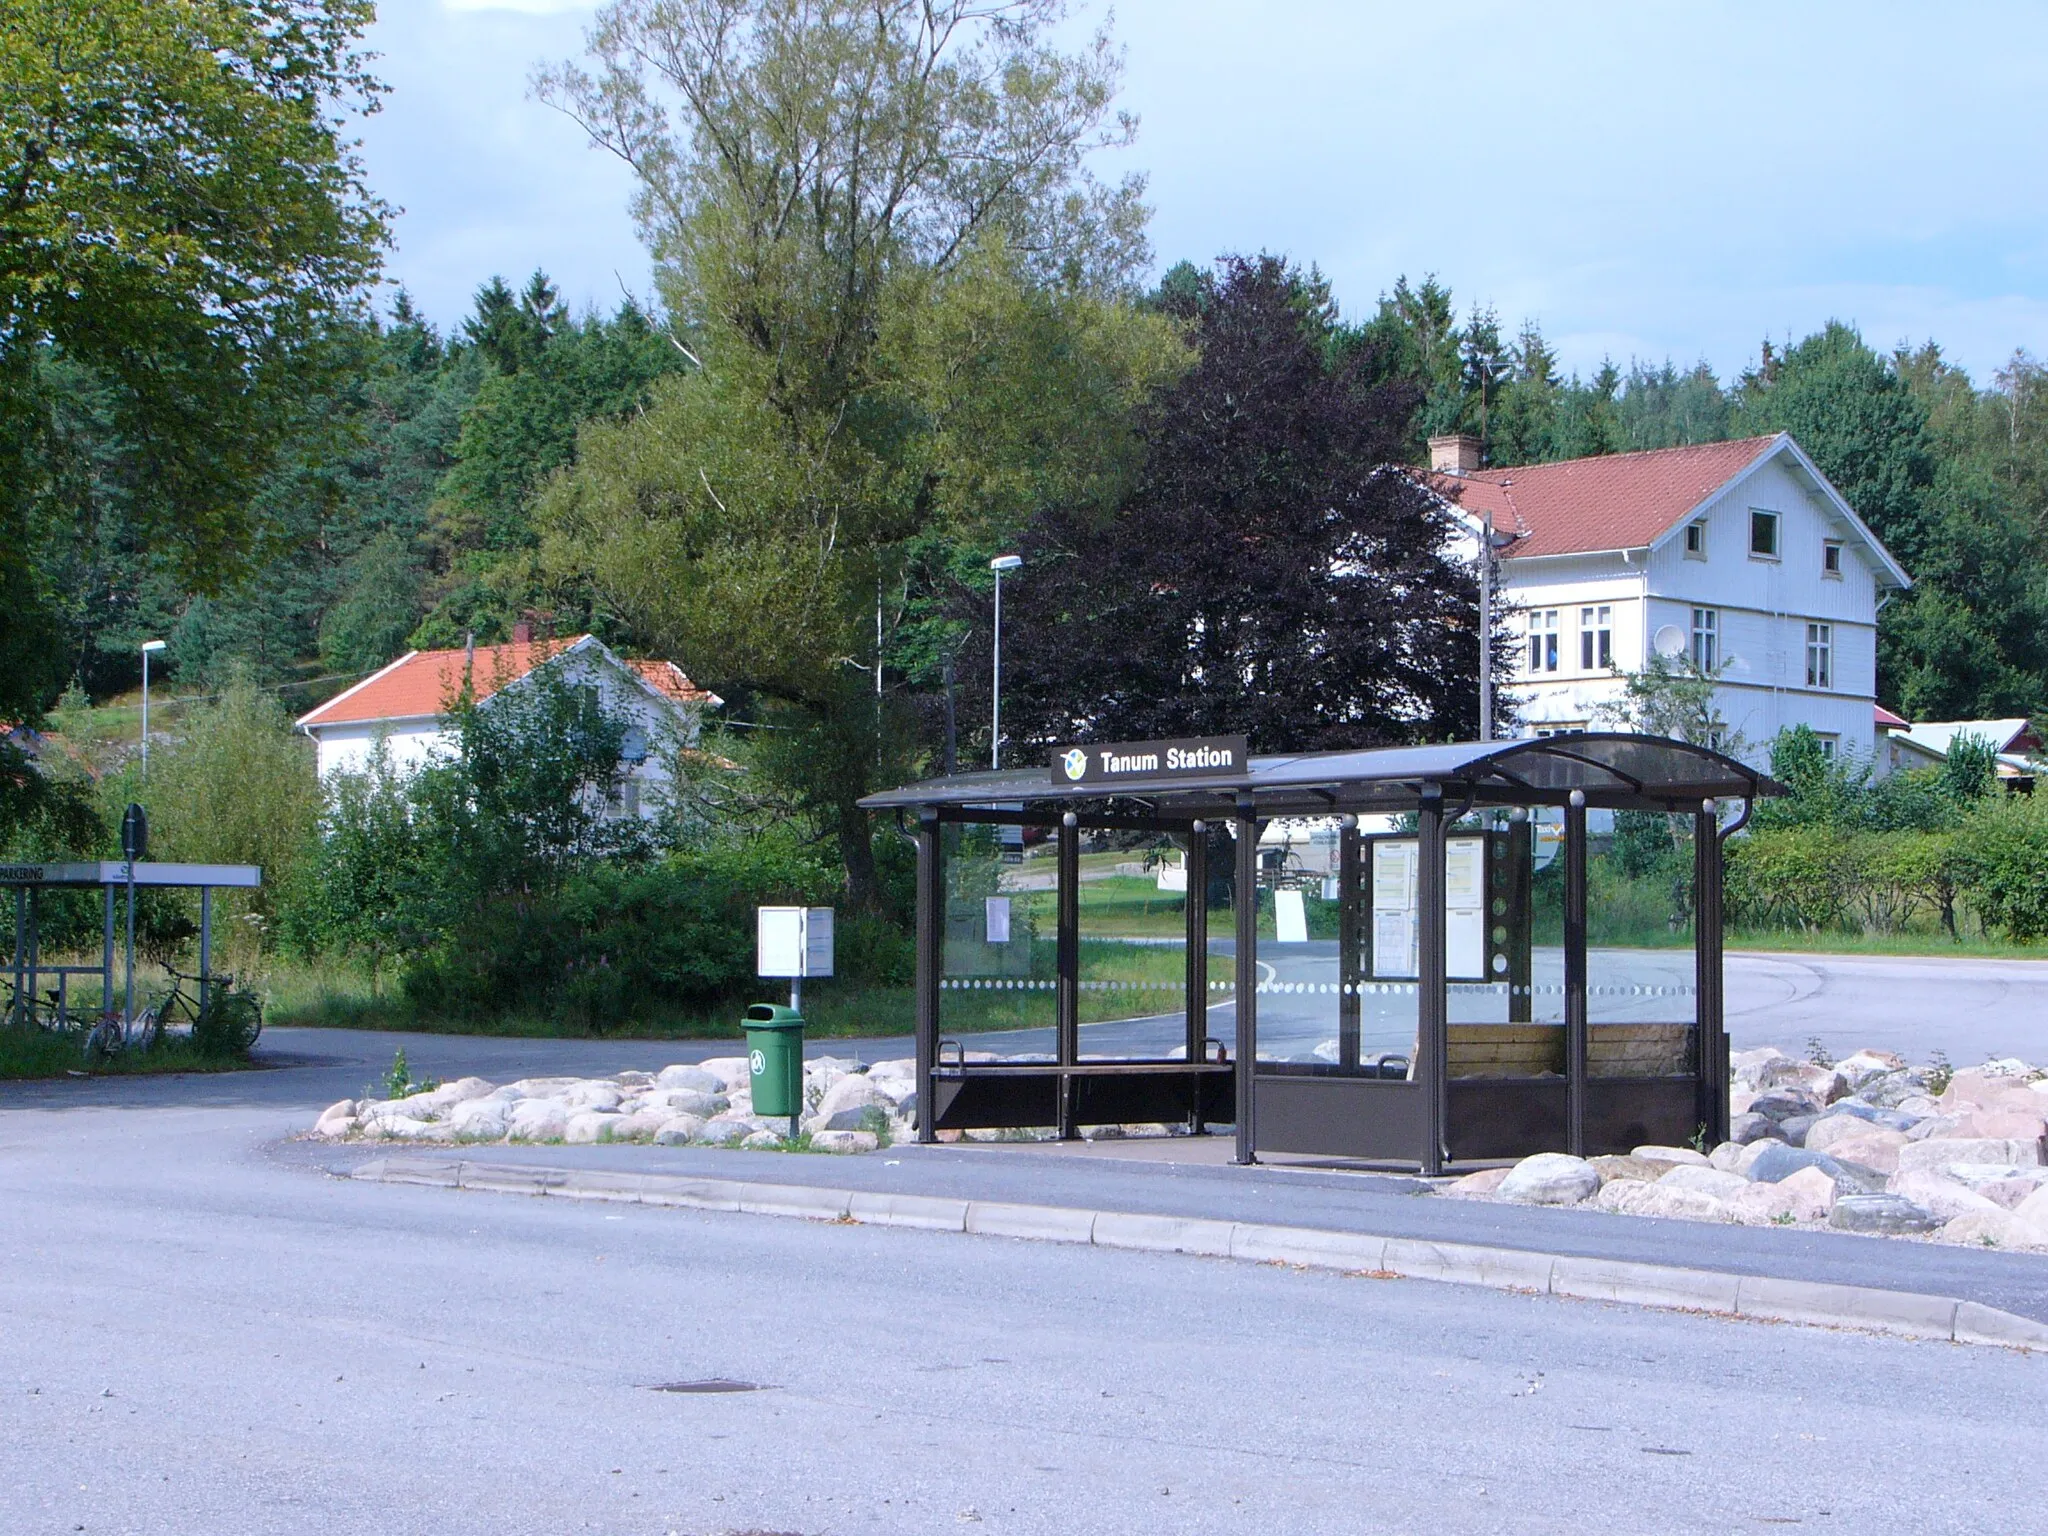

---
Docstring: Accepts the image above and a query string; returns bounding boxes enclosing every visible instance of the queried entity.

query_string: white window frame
[1527,609,1560,674]
[1748,509,1780,560]
[1822,539,1843,578]
[1578,605,1613,671]
[1684,520,1707,559]
[1533,722,1588,738]
[1691,607,1718,672]
[1815,733,1839,760]
[1806,622,1833,689]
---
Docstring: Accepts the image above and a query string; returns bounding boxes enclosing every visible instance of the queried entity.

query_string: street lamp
[139,640,167,772]
[989,554,1022,770]
[1475,501,1523,743]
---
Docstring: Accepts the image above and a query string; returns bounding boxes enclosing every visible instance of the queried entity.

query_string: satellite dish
[1652,625,1686,658]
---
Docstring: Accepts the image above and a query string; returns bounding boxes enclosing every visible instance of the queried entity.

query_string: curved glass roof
[859,733,1780,817]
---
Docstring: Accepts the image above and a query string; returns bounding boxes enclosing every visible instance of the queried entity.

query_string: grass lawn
[0,1027,261,1081]
[261,937,1222,1043]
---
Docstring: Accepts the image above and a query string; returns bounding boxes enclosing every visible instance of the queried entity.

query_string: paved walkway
[277,1128,2048,1325]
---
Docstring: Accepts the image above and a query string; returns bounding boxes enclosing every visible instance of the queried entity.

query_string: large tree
[975,255,1496,757]
[0,0,388,717]
[534,0,1165,905]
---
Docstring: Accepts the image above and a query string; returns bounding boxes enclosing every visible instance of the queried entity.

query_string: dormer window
[1749,510,1780,559]
[1684,521,1706,558]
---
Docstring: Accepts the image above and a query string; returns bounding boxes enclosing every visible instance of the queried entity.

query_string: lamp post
[1475,506,1522,743]
[989,554,1022,770]
[140,640,167,772]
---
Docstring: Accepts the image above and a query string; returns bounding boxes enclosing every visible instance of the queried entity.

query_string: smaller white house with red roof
[1433,432,1912,767]
[296,633,721,818]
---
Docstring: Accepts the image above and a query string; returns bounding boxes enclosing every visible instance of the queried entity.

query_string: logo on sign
[749,1048,766,1076]
[1059,748,1088,782]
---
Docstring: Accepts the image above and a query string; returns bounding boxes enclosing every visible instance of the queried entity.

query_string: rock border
[347,1155,2048,1355]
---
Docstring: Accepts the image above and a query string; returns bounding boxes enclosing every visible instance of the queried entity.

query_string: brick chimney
[1428,434,1483,475]
[512,618,534,645]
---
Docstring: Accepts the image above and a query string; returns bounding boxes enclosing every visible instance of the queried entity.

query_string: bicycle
[135,965,263,1056]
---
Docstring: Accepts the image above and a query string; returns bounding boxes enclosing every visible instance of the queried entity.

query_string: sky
[356,0,2048,385]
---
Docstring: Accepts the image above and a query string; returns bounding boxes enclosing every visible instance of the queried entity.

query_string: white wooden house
[1433,433,1912,767]
[295,632,720,818]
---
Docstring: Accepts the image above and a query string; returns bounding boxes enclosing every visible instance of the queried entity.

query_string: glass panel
[938,822,1055,1054]
[1075,831,1192,1065]
[1588,809,1698,1080]
[1251,817,1345,1068]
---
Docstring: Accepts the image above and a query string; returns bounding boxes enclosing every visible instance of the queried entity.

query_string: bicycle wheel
[84,1015,124,1062]
[194,987,262,1056]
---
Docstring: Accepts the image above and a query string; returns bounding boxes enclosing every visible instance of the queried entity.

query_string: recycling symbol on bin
[749,1048,766,1075]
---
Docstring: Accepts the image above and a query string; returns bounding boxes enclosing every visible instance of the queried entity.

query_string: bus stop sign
[120,803,148,862]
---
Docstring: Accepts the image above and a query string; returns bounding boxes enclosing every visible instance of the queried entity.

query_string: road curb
[346,1157,2048,1353]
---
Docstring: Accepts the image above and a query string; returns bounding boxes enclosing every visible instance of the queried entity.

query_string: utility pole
[989,554,1021,769]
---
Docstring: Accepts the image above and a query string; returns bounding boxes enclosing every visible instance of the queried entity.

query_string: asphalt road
[3,1094,2045,1535]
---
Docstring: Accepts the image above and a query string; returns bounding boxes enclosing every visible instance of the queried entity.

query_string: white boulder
[652,1114,708,1146]
[1887,1170,2002,1222]
[508,1098,570,1141]
[1498,1153,1600,1206]
[448,1098,511,1139]
[1898,1137,2044,1174]
[1657,1165,1750,1200]
[655,1065,726,1094]
[811,1129,880,1154]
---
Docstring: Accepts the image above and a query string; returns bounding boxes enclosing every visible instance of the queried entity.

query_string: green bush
[1956,795,2048,941]
[401,840,838,1028]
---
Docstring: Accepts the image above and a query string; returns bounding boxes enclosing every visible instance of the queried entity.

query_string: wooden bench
[1445,1023,1691,1079]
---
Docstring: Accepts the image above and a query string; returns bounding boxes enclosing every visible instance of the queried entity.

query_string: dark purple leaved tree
[961,254,1506,761]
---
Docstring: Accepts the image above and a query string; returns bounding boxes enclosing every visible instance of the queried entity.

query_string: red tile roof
[297,636,717,729]
[1436,436,1781,559]
[1874,704,1910,730]
[627,658,722,707]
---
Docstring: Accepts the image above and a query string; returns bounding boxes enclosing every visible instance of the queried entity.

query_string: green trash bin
[743,1002,806,1127]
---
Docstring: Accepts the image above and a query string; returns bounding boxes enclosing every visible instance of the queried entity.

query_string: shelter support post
[1417,787,1448,1175]
[25,888,39,1021]
[1233,793,1258,1164]
[1184,821,1209,1132]
[914,810,941,1144]
[10,888,23,1028]
[124,863,136,1031]
[102,885,114,1022]
[1564,790,1589,1158]
[1338,816,1361,1069]
[1695,801,1729,1145]
[1056,812,1080,1139]
[199,888,212,1012]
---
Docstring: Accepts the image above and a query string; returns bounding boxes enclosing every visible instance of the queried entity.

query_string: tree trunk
[839,800,880,914]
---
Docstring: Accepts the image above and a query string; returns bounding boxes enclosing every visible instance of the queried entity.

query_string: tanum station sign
[1054,735,1249,786]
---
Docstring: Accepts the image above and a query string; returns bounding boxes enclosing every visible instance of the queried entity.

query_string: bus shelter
[859,734,1778,1173]
[3,860,262,1031]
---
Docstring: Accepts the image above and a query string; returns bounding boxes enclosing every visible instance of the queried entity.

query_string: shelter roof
[296,634,719,730]
[860,733,1779,818]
